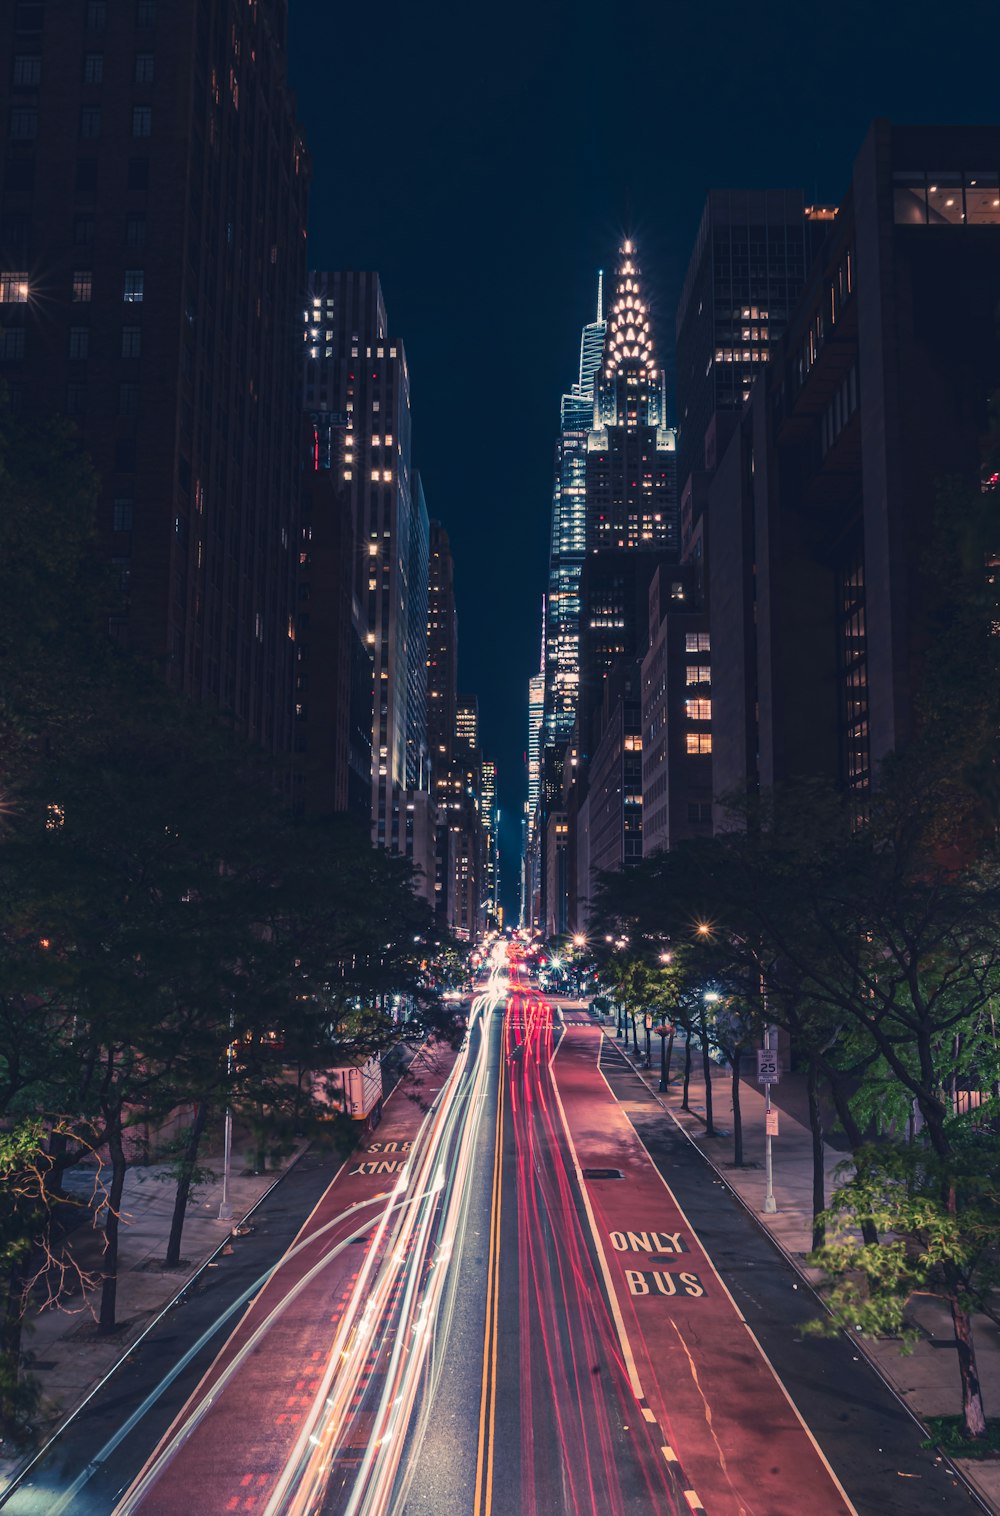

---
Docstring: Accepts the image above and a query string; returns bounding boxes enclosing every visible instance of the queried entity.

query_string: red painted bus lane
[123,1040,459,1516]
[552,1023,855,1516]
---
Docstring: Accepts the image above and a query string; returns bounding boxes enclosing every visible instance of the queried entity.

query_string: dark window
[131,106,152,138]
[0,213,30,253]
[10,108,37,140]
[127,157,148,191]
[134,53,154,84]
[72,269,93,302]
[136,0,156,23]
[117,378,135,413]
[112,498,134,532]
[74,213,95,245]
[123,269,144,302]
[75,158,98,192]
[121,326,141,358]
[5,159,35,193]
[12,55,41,87]
[125,214,146,248]
[79,106,102,139]
[86,1,107,30]
[0,329,25,360]
[14,4,44,33]
[115,437,136,472]
[66,382,86,415]
[83,53,104,85]
[69,326,90,360]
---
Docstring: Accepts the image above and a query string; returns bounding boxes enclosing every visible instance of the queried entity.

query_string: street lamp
[644,1011,653,1068]
[655,1021,675,1092]
[572,934,586,997]
[218,1014,235,1222]
[700,991,721,1139]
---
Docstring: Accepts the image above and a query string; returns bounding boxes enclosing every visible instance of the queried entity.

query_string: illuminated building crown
[604,239,655,381]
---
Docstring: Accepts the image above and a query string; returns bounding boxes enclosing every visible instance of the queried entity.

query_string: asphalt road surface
[2,958,983,1515]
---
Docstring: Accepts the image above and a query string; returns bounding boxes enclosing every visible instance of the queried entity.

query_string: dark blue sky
[288,0,1000,915]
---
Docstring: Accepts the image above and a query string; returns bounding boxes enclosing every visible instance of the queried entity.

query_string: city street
[0,954,982,1516]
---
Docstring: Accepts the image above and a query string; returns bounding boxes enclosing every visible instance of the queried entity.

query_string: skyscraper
[587,240,677,554]
[577,238,678,762]
[0,0,308,752]
[427,521,459,917]
[544,273,606,748]
[674,190,830,533]
[301,271,428,854]
[406,473,430,792]
[481,758,499,924]
[704,122,1000,814]
[453,693,484,940]
[526,672,545,821]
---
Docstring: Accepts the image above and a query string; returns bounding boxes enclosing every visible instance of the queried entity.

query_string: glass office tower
[543,273,606,747]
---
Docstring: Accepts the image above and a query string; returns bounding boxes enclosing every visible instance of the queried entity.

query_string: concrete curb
[597,1025,997,1516]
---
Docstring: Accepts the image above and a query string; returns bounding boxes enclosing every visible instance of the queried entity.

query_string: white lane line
[598,1030,860,1516]
[548,1033,644,1402]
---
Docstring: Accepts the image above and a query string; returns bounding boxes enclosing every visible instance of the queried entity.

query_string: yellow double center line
[473,1011,506,1516]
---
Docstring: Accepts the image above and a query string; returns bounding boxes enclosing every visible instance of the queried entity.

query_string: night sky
[288,0,1000,915]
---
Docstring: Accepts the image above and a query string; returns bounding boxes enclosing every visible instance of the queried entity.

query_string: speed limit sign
[757,1048,780,1084]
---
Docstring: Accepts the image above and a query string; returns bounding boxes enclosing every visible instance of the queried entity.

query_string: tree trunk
[699,1014,715,1137]
[0,1260,28,1436]
[947,1265,988,1439]
[682,1038,692,1111]
[730,1053,743,1166]
[630,1014,638,1056]
[829,1078,878,1246]
[807,1060,826,1251]
[99,1109,128,1335]
[255,1099,267,1172]
[46,1128,70,1200]
[164,1102,209,1268]
[664,1028,675,1088]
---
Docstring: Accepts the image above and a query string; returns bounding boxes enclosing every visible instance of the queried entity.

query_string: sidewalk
[0,1115,310,1494]
[594,1017,1000,1514]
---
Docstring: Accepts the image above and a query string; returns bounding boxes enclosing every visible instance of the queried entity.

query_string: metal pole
[645,1023,651,1069]
[218,1105,233,1222]
[763,1022,777,1214]
[218,1012,234,1223]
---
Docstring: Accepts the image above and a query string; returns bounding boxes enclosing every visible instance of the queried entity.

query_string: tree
[809,1130,1000,1442]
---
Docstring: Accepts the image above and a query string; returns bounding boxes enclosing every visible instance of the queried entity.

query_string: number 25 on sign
[757,1048,780,1084]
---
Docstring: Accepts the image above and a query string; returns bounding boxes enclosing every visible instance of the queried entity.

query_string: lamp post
[644,1011,653,1069]
[573,934,585,998]
[218,1014,235,1222]
[656,1022,675,1092]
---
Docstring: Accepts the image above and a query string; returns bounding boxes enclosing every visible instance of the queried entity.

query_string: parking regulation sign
[757,1047,780,1084]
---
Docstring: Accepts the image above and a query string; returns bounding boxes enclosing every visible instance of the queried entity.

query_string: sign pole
[763,1024,777,1214]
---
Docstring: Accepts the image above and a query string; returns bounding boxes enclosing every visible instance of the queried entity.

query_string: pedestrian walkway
[593,1015,1000,1513]
[0,1039,439,1502]
[0,1116,310,1496]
